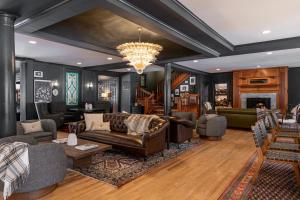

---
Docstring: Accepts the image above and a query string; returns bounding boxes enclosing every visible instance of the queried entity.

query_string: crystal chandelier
[117,27,163,74]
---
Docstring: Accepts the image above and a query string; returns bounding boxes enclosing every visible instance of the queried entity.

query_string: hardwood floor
[37,129,256,200]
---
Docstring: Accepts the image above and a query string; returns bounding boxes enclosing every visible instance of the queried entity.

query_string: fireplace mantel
[233,67,288,112]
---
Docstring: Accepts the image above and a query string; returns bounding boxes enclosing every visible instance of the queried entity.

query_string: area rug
[219,153,300,200]
[74,139,200,187]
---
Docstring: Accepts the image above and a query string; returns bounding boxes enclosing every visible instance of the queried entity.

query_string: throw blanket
[124,114,160,136]
[0,142,30,199]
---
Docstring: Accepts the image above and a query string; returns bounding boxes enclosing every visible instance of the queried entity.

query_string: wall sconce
[87,82,94,88]
[52,80,59,87]
[101,92,109,98]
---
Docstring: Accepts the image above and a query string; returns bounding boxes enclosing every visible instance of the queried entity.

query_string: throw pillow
[21,121,44,134]
[90,121,111,132]
[84,113,103,131]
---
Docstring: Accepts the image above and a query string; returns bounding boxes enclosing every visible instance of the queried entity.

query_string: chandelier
[117,27,163,74]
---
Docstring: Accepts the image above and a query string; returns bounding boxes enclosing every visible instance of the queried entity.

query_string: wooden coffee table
[61,139,112,169]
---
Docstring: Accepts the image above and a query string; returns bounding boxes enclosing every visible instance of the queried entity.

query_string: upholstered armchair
[0,135,67,199]
[197,114,227,140]
[35,102,64,128]
[17,119,57,142]
[170,112,196,145]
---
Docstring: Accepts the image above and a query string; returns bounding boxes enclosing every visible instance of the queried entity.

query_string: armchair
[197,114,227,140]
[170,112,196,145]
[35,102,64,128]
[0,135,67,200]
[17,119,57,142]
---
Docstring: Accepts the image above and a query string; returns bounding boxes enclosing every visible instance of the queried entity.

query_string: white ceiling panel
[176,48,300,73]
[179,0,300,45]
[15,33,123,67]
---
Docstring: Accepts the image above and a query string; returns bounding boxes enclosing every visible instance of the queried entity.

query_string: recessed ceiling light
[216,68,221,71]
[266,52,273,55]
[77,62,82,65]
[107,57,113,60]
[262,30,271,35]
[257,65,261,68]
[28,40,37,44]
[193,60,198,63]
[127,68,131,71]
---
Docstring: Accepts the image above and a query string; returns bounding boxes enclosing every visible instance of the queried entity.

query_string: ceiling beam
[159,0,234,51]
[169,63,209,76]
[100,0,220,57]
[156,54,206,65]
[84,62,129,71]
[15,0,100,33]
[229,36,300,56]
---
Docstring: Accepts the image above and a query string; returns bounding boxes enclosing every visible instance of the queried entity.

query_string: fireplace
[246,98,271,109]
[240,93,276,109]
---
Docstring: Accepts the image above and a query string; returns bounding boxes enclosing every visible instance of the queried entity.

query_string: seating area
[2,1,300,199]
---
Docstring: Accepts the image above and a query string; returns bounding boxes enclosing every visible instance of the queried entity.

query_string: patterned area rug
[219,153,300,200]
[74,139,200,187]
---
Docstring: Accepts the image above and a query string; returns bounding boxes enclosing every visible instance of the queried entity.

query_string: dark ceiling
[40,7,200,61]
[0,0,65,23]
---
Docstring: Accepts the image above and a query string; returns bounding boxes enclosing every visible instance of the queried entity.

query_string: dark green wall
[288,67,300,109]
[20,59,98,120]
[210,72,233,107]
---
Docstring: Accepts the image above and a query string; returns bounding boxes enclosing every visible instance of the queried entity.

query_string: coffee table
[61,139,112,169]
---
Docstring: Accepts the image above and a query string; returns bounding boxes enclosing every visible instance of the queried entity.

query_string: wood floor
[35,129,255,200]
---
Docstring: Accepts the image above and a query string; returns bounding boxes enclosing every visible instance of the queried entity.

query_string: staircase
[136,71,191,115]
[156,71,191,103]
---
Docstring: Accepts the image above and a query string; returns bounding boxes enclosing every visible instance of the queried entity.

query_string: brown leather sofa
[77,113,169,157]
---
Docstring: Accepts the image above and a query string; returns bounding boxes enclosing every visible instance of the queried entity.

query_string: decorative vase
[67,133,78,146]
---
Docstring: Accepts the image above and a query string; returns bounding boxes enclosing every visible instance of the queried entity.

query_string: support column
[0,12,16,138]
[164,63,172,116]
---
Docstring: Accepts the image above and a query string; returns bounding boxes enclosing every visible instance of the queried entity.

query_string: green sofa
[217,108,257,129]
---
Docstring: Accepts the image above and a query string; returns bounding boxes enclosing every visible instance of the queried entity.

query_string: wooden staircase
[136,71,191,115]
[156,71,191,103]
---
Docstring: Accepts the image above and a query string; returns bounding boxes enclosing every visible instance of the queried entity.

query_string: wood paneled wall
[233,67,288,112]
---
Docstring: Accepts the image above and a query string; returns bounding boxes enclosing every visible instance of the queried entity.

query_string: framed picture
[184,80,189,84]
[34,71,43,78]
[34,80,52,103]
[180,85,189,92]
[175,89,180,96]
[190,76,196,85]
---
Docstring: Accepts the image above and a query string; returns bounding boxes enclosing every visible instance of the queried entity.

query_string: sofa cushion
[84,113,103,131]
[21,121,44,134]
[79,131,143,147]
[29,131,53,139]
[91,121,111,132]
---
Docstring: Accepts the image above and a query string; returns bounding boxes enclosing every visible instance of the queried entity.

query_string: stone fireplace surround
[240,93,277,109]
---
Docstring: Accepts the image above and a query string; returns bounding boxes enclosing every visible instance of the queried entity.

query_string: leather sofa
[217,108,257,129]
[0,135,67,199]
[77,113,169,157]
[17,119,57,142]
[169,112,196,145]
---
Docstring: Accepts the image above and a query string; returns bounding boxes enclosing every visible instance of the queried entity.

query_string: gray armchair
[35,102,64,128]
[17,119,57,142]
[0,135,67,199]
[197,115,227,140]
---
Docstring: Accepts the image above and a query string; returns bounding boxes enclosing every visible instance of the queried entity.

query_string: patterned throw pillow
[90,121,111,132]
[21,121,44,134]
[84,113,103,131]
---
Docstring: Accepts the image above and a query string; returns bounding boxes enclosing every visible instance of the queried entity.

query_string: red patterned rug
[219,153,300,200]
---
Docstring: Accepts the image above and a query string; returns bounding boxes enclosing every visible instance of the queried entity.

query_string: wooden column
[164,63,172,116]
[0,12,16,138]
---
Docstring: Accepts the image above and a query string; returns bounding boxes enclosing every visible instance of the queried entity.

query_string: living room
[1,0,300,200]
